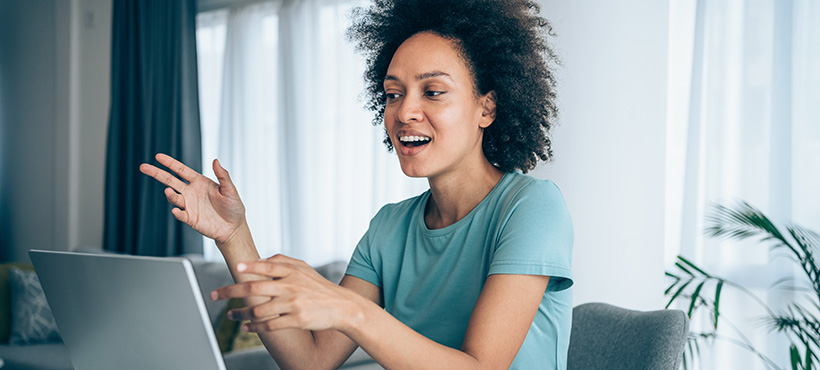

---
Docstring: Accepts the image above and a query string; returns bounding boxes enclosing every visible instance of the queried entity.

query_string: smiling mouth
[399,135,432,147]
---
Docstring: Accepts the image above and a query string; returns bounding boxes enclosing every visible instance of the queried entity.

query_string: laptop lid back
[29,250,227,370]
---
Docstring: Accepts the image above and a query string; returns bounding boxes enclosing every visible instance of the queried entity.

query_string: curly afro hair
[347,0,559,173]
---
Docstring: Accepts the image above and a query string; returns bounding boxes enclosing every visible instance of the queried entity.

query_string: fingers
[212,159,237,194]
[171,207,189,224]
[211,279,287,301]
[140,163,188,193]
[264,255,314,272]
[242,315,302,333]
[164,187,185,209]
[235,260,298,279]
[264,254,306,266]
[227,300,290,322]
[156,153,199,183]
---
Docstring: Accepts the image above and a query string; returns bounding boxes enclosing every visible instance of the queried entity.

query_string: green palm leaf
[714,280,723,329]
[667,280,692,310]
[787,225,820,296]
[705,200,788,246]
[792,344,802,370]
[679,255,711,277]
[689,281,706,317]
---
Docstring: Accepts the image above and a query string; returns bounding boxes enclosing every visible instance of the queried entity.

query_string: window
[665,1,820,367]
[195,1,427,265]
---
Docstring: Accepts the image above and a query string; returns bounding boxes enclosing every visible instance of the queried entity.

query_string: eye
[425,90,445,97]
[385,92,402,101]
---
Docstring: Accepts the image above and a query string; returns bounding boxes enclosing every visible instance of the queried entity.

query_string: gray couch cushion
[0,342,73,370]
[8,268,61,344]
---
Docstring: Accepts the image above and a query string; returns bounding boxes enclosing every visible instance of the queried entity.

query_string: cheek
[383,109,394,128]
[383,103,399,126]
[433,107,482,137]
[382,114,397,145]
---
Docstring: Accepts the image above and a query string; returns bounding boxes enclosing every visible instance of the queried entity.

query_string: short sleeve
[345,207,384,288]
[489,180,573,291]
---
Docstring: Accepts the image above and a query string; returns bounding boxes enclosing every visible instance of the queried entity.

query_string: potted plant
[666,200,820,370]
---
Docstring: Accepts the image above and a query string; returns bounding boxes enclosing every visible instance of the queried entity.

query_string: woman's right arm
[217,226,380,370]
[140,153,372,369]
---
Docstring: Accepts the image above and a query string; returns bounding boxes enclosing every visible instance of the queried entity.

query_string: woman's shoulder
[500,172,565,204]
[493,172,571,229]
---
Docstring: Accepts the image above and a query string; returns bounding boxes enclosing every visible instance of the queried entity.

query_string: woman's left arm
[353,273,549,370]
[214,258,548,370]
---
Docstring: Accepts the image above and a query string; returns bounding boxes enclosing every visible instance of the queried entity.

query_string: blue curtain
[104,0,202,256]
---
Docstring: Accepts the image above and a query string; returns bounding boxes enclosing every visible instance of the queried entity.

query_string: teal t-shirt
[345,172,573,369]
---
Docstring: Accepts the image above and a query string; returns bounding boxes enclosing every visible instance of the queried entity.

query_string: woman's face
[383,32,495,180]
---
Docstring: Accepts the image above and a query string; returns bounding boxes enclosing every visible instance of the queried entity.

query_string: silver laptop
[29,250,227,370]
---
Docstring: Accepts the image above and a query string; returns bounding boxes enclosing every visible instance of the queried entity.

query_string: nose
[396,94,423,124]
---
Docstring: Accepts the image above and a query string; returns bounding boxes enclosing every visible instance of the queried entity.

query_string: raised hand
[140,153,247,245]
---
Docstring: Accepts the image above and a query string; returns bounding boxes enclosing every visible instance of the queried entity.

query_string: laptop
[29,250,227,370]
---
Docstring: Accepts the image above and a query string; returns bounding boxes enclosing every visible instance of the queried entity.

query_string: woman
[140,0,572,369]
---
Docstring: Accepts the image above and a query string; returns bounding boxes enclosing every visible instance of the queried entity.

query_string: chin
[398,163,429,179]
[400,168,428,178]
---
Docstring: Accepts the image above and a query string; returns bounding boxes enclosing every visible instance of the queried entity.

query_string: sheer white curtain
[195,0,427,265]
[666,0,820,368]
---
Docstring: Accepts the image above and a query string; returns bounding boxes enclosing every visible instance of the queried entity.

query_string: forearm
[344,297,481,370]
[215,221,263,285]
[215,223,327,369]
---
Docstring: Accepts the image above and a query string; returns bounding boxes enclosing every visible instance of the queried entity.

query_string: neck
[425,160,504,229]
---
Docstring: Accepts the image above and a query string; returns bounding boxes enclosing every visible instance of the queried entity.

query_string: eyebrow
[384,71,453,82]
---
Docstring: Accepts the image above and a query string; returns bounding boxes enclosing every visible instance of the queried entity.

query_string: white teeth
[399,136,431,142]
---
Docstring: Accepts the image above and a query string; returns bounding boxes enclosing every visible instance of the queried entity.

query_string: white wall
[533,0,670,310]
[0,0,110,263]
[68,0,112,253]
[0,0,62,262]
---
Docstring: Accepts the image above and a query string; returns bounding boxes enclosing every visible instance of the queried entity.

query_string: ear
[479,91,497,129]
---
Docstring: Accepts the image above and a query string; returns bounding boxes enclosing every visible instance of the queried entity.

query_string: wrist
[338,289,373,336]
[214,217,251,250]
[216,221,263,284]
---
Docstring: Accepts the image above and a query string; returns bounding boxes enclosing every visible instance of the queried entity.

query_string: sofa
[0,254,382,370]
